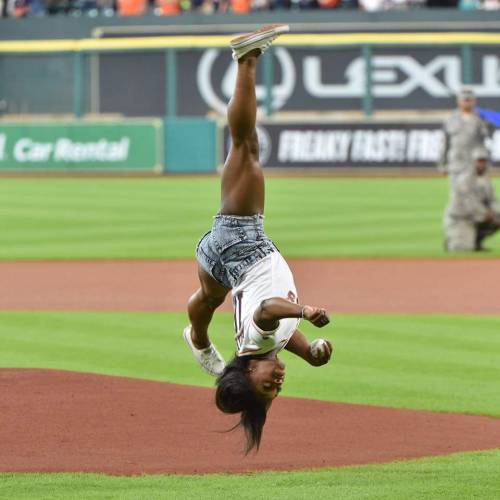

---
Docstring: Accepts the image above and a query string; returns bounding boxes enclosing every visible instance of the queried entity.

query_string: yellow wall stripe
[1,32,500,53]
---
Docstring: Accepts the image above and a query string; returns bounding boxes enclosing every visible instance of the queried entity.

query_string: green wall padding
[164,118,218,173]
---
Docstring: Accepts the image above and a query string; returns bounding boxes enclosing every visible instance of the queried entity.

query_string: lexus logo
[197,48,296,115]
[196,50,500,115]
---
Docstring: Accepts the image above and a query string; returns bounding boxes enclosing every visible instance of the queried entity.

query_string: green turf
[1,311,499,416]
[1,178,499,259]
[1,450,499,500]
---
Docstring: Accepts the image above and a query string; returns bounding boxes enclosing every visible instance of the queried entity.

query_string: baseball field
[1,177,500,499]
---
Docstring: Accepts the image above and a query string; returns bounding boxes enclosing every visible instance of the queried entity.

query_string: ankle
[191,328,210,350]
[238,49,261,64]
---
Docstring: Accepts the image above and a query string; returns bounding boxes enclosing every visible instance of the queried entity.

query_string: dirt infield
[2,258,500,475]
[2,258,500,314]
[2,368,500,475]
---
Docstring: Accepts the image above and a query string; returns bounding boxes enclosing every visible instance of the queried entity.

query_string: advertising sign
[223,121,500,169]
[99,47,500,116]
[0,121,162,171]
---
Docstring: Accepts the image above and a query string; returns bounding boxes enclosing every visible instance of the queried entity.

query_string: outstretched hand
[302,305,330,328]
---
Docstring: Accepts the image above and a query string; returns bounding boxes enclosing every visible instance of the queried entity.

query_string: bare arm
[285,329,333,366]
[253,297,330,332]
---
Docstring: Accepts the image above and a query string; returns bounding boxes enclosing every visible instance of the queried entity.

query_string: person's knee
[445,223,475,252]
[232,131,259,156]
[446,232,475,251]
[248,129,259,152]
[189,288,225,309]
[206,293,226,308]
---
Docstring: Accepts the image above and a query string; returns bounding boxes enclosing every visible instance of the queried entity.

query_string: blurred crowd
[2,0,500,18]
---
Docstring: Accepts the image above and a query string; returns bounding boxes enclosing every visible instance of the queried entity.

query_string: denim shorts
[196,214,277,289]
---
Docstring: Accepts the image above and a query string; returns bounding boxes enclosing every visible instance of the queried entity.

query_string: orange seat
[117,0,147,16]
[318,0,340,6]
[231,0,251,13]
[155,0,181,14]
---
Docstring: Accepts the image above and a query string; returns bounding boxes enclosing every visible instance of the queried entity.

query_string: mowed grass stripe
[0,312,499,416]
[2,178,499,259]
[1,450,500,500]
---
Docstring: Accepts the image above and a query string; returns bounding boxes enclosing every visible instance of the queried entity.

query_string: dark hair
[215,356,267,454]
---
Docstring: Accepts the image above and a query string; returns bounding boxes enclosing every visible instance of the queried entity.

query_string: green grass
[2,177,499,498]
[1,310,499,498]
[1,178,499,259]
[1,450,499,499]
[1,311,499,416]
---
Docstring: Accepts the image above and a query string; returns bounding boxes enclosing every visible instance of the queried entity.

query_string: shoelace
[260,38,276,55]
[200,350,222,373]
[201,346,219,363]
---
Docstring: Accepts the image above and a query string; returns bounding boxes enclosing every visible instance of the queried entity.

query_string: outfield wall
[1,117,498,173]
[0,118,221,173]
[2,31,500,118]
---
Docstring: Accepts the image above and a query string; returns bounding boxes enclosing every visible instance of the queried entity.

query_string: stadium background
[1,10,500,500]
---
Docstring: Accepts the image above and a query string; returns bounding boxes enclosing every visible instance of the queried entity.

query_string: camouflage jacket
[439,111,493,173]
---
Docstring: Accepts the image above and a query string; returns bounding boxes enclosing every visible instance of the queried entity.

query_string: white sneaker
[230,24,290,61]
[183,325,226,377]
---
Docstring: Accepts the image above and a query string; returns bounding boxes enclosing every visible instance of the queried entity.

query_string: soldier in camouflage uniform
[444,146,500,252]
[438,87,493,187]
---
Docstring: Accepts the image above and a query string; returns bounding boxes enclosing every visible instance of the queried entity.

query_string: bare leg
[220,50,265,216]
[187,52,263,347]
[188,265,229,349]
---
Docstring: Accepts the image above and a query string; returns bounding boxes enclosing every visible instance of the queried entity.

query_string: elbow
[253,299,280,334]
[257,299,275,322]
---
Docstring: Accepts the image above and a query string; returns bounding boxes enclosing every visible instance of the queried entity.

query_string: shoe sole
[230,24,289,49]
[183,326,198,355]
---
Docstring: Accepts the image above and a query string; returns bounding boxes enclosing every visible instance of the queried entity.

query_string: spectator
[444,146,500,252]
[427,0,458,6]
[0,0,489,19]
[155,0,181,14]
[6,0,31,16]
[482,0,500,8]
[270,0,291,8]
[44,0,71,13]
[459,0,480,9]
[290,0,318,8]
[96,0,114,15]
[251,0,270,10]
[117,0,146,15]
[318,0,341,8]
[358,0,382,8]
[230,0,250,12]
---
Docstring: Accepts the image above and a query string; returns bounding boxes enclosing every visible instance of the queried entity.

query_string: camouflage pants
[445,216,500,251]
[444,217,476,251]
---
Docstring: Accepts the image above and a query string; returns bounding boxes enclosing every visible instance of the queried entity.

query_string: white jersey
[231,251,300,357]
